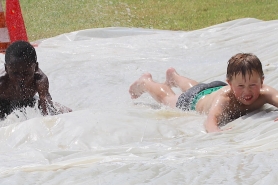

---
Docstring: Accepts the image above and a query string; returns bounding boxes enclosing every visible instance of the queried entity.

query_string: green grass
[3,0,278,41]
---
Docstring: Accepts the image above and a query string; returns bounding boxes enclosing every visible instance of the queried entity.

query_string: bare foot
[129,73,152,99]
[165,67,179,87]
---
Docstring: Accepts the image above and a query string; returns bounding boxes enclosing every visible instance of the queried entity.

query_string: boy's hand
[206,125,232,133]
[274,118,278,121]
[53,102,72,114]
[205,122,221,133]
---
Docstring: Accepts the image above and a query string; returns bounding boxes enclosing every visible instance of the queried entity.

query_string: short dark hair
[226,53,264,81]
[5,41,37,65]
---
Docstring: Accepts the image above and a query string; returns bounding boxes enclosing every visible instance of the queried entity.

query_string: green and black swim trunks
[176,81,227,111]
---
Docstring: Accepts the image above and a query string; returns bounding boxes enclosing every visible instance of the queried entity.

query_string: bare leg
[129,73,179,108]
[165,67,198,92]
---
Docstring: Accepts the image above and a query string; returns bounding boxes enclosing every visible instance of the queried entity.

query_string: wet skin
[129,68,278,133]
[3,62,41,100]
[0,61,71,117]
[198,71,278,132]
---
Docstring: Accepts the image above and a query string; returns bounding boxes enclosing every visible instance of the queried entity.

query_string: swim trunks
[176,81,227,111]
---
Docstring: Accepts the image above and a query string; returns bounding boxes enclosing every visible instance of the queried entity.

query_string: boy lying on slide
[129,53,278,133]
[0,41,72,119]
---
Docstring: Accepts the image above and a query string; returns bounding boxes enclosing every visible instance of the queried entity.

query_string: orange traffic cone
[6,0,28,42]
[0,0,10,53]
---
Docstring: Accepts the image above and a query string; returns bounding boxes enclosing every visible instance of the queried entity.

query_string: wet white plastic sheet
[1,18,278,184]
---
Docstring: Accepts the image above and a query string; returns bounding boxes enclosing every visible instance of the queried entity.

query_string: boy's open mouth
[243,95,253,101]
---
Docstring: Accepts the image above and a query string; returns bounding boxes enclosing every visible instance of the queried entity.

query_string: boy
[0,40,72,119]
[129,53,278,133]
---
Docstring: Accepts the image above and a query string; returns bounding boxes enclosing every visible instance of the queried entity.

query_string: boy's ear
[226,78,231,86]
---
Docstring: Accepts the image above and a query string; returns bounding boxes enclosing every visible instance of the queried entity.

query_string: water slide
[0,18,278,184]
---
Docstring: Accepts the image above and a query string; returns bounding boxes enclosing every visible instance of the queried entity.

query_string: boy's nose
[243,87,252,93]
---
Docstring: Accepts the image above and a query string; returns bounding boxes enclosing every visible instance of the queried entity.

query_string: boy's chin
[239,99,254,105]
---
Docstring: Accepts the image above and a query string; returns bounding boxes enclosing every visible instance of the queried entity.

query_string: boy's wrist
[206,124,221,133]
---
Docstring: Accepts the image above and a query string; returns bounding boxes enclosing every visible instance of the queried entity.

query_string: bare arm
[204,109,221,133]
[36,74,52,115]
[36,69,72,115]
[204,96,228,133]
[262,85,278,121]
[263,85,278,107]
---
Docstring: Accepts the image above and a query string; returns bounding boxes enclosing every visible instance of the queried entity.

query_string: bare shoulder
[34,68,49,83]
[212,86,235,108]
[216,86,232,101]
[261,84,278,94]
[259,84,278,104]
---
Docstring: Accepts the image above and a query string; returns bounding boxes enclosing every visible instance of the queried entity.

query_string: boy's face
[227,71,263,105]
[5,61,37,86]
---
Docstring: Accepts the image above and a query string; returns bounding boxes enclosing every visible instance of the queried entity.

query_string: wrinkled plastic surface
[1,18,278,184]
